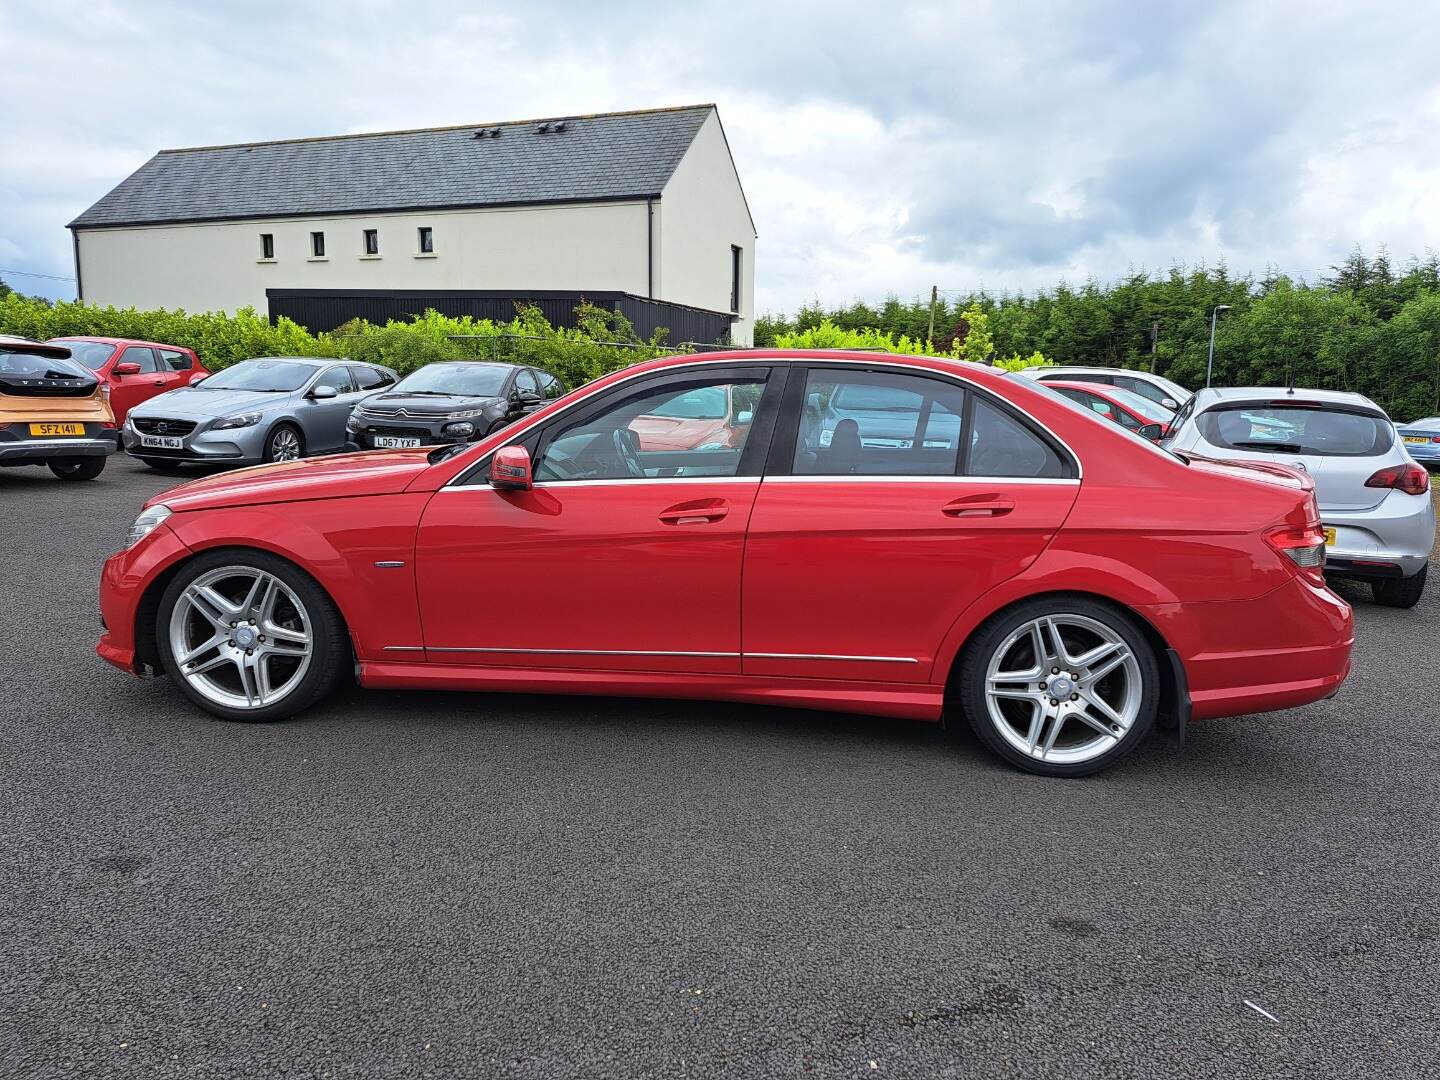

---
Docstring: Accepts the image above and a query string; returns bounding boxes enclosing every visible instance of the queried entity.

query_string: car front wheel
[156,550,349,722]
[957,597,1159,777]
[263,423,304,463]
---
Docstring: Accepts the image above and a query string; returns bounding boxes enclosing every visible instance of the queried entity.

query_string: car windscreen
[50,341,117,370]
[647,385,727,418]
[199,360,315,392]
[1197,404,1393,456]
[394,365,509,397]
[0,348,90,379]
[1104,386,1173,422]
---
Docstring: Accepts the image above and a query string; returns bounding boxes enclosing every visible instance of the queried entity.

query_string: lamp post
[1205,304,1232,388]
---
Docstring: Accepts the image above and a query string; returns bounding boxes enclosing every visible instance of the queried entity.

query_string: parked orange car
[0,336,119,481]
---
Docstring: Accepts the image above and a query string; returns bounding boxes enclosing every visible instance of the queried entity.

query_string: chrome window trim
[761,475,1080,486]
[445,356,1084,488]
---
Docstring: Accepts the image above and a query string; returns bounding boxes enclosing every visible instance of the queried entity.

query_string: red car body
[98,350,1352,766]
[1045,380,1174,439]
[47,337,208,426]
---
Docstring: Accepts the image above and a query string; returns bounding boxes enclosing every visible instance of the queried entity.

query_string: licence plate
[1403,435,1429,445]
[139,434,184,449]
[373,436,421,449]
[1323,527,1337,546]
[29,423,85,436]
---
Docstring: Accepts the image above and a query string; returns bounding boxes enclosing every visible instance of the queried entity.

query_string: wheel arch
[938,589,1185,740]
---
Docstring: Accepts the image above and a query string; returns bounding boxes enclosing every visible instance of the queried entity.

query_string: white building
[69,105,757,345]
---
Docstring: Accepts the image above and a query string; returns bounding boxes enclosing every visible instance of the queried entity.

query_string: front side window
[513,369,539,396]
[122,346,160,373]
[312,366,356,395]
[1057,388,1117,421]
[535,374,767,482]
[795,369,966,476]
[363,229,379,255]
[1197,405,1393,457]
[311,231,326,257]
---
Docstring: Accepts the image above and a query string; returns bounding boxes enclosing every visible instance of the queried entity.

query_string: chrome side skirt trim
[747,652,920,664]
[383,646,921,664]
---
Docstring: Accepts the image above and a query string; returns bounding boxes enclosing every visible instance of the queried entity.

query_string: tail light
[1365,462,1431,496]
[1265,522,1327,580]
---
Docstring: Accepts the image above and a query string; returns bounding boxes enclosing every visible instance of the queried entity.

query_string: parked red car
[47,337,208,426]
[1045,379,1175,441]
[97,350,1353,776]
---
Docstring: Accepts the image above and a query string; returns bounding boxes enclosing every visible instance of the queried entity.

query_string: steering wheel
[612,427,645,478]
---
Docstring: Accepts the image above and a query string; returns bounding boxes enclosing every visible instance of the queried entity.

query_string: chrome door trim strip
[425,646,741,658]
[382,646,425,652]
[746,652,921,664]
[444,356,1084,487]
[759,475,1080,486]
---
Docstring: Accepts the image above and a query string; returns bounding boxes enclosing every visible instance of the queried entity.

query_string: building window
[730,245,742,313]
[311,231,326,257]
[259,233,274,259]
[363,229,379,255]
[417,226,434,254]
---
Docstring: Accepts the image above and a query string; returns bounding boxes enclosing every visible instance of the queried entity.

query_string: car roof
[1192,386,1384,412]
[409,361,523,370]
[46,336,192,350]
[236,355,334,366]
[0,335,74,359]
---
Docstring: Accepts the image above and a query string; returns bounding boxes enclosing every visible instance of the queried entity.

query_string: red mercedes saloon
[97,350,1353,776]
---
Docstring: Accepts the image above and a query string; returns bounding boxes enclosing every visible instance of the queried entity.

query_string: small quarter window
[966,398,1069,478]
[259,233,274,259]
[417,226,433,254]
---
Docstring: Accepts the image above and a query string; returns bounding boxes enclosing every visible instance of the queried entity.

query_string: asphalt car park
[3,453,1438,1079]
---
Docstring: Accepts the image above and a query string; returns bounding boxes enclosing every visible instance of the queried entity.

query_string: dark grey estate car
[346,362,564,450]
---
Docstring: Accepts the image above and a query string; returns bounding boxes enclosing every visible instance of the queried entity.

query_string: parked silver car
[1015,365,1193,411]
[1164,387,1436,607]
[122,357,397,469]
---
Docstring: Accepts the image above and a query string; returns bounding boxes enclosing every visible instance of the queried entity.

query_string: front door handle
[942,495,1015,517]
[659,499,729,525]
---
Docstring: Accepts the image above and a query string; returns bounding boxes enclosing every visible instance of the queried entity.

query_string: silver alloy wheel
[269,427,301,461]
[983,613,1142,765]
[168,565,313,710]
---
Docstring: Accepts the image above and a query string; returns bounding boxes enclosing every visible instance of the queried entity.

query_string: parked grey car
[1016,365,1192,411]
[122,357,397,468]
[345,362,564,450]
[1164,386,1436,607]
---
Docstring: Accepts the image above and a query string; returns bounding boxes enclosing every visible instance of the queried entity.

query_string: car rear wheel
[1372,565,1427,609]
[48,457,106,481]
[263,424,304,463]
[957,597,1159,777]
[156,550,349,722]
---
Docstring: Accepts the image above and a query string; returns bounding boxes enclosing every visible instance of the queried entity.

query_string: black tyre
[48,457,106,481]
[263,423,304,463]
[138,457,188,474]
[1372,565,1427,609]
[155,549,350,723]
[956,596,1160,777]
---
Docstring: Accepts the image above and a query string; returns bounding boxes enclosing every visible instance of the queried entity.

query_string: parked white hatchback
[1015,366,1192,411]
[1164,387,1435,608]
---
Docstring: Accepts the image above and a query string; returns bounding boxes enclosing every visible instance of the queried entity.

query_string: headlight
[444,408,486,421]
[442,421,475,438]
[125,504,171,548]
[346,415,361,431]
[212,412,262,430]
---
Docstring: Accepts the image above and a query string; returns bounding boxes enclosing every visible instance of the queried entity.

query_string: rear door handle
[659,499,729,525]
[942,495,1015,517]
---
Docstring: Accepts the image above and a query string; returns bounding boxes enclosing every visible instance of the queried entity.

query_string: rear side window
[158,348,192,371]
[1198,406,1393,457]
[794,369,967,476]
[966,398,1070,478]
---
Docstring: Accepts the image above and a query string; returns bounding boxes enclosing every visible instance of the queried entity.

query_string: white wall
[656,110,757,345]
[76,200,652,314]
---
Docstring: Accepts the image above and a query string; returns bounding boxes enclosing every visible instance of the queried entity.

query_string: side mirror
[113,362,142,376]
[1137,422,1164,442]
[491,445,533,490]
[517,391,542,406]
[1161,397,1178,410]
[310,384,339,400]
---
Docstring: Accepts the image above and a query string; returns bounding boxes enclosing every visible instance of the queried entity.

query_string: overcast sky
[3,1,1438,314]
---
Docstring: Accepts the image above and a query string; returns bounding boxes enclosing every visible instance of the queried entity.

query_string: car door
[741,365,1081,685]
[110,346,168,422]
[413,364,784,675]
[301,365,360,451]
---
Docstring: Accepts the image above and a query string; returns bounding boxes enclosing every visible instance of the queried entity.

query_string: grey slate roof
[69,105,714,228]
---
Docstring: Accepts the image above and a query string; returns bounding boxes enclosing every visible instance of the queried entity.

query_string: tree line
[756,249,1440,421]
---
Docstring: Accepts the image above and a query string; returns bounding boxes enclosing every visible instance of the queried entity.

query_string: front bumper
[122,418,265,463]
[347,420,471,450]
[1321,489,1437,580]
[0,426,119,465]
